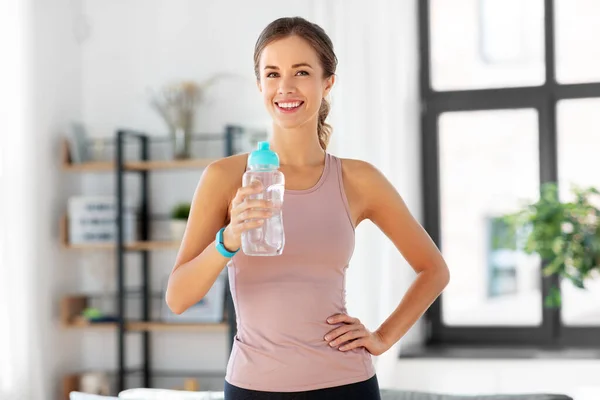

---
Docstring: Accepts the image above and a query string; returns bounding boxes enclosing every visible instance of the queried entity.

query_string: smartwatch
[215,227,239,258]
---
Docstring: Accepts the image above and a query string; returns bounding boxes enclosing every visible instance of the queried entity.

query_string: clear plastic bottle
[241,141,285,256]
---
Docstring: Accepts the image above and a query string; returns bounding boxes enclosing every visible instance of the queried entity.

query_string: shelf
[60,131,235,399]
[125,158,217,171]
[59,214,180,251]
[62,320,228,333]
[63,318,117,330]
[63,160,115,172]
[64,241,180,251]
[61,138,217,172]
[128,321,229,333]
[128,369,226,378]
[61,296,228,333]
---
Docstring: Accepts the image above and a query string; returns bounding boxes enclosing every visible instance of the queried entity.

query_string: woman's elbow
[437,262,450,289]
[165,287,187,315]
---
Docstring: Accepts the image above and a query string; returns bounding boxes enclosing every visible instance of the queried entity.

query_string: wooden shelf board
[62,319,117,329]
[126,241,180,251]
[125,158,218,171]
[61,137,216,172]
[63,159,216,172]
[128,321,229,333]
[62,161,115,172]
[62,320,227,333]
[63,241,179,251]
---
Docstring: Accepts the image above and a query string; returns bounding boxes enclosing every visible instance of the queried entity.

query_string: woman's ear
[323,74,335,97]
[256,79,262,93]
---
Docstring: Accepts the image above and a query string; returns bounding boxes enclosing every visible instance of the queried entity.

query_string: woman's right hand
[222,181,274,251]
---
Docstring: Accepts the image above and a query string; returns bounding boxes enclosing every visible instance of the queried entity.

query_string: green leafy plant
[171,202,191,220]
[504,182,600,307]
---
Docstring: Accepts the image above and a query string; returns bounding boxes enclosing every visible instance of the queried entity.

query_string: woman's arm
[165,160,235,315]
[346,159,450,348]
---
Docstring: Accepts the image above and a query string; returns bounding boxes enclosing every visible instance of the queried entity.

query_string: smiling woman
[165,15,448,400]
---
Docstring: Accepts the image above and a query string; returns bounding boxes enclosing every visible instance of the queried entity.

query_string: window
[420,0,600,346]
[438,109,542,327]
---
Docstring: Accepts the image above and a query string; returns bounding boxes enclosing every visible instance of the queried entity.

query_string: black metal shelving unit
[113,126,239,393]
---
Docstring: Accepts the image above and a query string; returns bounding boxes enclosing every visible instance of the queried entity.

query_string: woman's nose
[278,76,296,94]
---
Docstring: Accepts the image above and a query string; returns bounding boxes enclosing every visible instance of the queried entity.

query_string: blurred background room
[1,0,600,400]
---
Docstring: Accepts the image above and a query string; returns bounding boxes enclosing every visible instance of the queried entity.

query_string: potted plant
[504,182,600,307]
[170,202,191,241]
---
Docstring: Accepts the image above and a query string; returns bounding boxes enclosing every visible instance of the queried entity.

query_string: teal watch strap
[215,227,239,258]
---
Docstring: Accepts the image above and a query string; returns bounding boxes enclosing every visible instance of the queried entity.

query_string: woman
[166,16,450,400]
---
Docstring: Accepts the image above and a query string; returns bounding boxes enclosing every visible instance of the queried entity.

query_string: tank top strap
[326,154,354,230]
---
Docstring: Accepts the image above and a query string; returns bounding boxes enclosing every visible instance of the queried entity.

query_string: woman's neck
[270,123,325,167]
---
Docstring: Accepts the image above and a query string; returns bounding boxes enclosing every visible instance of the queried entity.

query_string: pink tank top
[225,153,376,392]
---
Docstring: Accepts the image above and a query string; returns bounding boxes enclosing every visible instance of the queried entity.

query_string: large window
[420,0,600,346]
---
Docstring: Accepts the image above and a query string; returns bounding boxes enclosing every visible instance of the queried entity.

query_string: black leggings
[224,374,381,400]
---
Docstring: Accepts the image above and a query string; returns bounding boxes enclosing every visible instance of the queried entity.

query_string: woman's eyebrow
[264,63,314,70]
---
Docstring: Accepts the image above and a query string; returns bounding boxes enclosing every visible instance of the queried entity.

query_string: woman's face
[257,35,334,131]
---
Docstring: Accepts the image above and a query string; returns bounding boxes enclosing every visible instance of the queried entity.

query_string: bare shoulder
[206,152,248,177]
[202,153,248,188]
[194,152,249,211]
[338,157,392,226]
[339,157,380,173]
[339,157,387,188]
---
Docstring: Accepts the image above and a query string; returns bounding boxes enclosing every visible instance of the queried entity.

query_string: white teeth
[278,101,302,109]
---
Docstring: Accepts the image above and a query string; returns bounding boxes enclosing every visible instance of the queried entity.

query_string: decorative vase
[171,126,192,160]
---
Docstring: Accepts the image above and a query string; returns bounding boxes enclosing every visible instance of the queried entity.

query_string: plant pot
[170,219,187,241]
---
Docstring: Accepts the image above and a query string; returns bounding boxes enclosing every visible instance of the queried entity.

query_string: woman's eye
[266,71,308,78]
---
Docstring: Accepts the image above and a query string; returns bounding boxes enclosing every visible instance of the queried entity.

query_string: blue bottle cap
[247,141,279,167]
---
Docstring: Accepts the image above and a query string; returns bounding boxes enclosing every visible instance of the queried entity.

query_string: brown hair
[253,17,337,150]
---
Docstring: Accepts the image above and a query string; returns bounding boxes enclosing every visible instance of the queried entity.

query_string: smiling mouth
[275,101,305,112]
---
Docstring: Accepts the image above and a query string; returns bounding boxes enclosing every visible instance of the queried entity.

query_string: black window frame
[419,0,600,347]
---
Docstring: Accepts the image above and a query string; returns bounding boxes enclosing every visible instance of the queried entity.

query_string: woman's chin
[273,114,317,131]
[274,118,307,131]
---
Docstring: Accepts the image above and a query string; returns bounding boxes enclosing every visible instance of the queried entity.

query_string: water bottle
[241,141,285,256]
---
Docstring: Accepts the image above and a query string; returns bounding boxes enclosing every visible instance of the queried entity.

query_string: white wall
[30,0,84,398]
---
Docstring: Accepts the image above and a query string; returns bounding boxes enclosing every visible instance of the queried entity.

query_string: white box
[68,196,138,244]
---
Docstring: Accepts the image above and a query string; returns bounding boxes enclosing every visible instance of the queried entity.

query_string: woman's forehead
[260,36,320,67]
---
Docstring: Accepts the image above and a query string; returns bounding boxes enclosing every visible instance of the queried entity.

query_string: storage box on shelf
[59,214,179,251]
[67,196,138,245]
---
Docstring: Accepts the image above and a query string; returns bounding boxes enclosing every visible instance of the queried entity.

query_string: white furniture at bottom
[119,389,224,399]
[69,390,225,400]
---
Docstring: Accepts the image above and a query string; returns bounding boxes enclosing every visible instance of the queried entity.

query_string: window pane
[430,0,545,90]
[556,0,600,84]
[439,109,542,326]
[557,99,600,326]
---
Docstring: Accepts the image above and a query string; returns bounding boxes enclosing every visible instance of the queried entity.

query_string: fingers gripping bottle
[241,141,285,256]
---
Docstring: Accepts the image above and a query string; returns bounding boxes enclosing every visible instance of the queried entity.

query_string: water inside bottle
[242,169,285,256]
